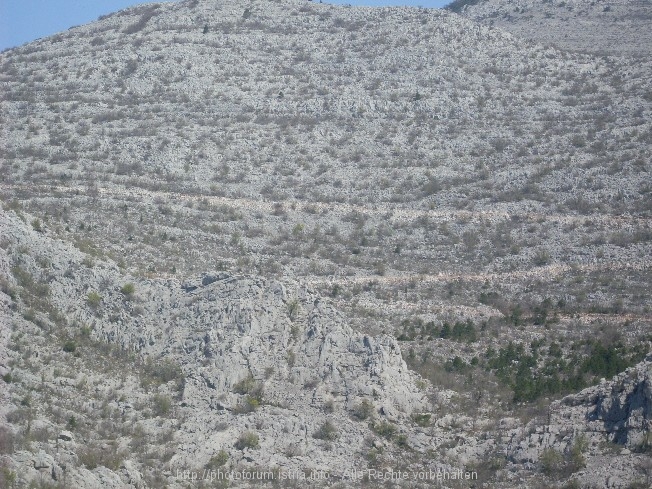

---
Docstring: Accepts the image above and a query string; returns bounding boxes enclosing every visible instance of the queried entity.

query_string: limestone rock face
[504,358,652,487]
[508,359,652,453]
[557,359,652,448]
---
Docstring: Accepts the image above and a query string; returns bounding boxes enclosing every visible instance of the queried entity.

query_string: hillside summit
[449,0,652,56]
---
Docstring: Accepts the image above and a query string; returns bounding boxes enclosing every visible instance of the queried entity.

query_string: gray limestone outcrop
[556,358,652,448]
[503,358,652,487]
[508,358,652,460]
[0,208,430,487]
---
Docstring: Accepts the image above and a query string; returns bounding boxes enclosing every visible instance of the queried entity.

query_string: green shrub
[207,450,229,469]
[287,299,300,319]
[398,318,477,343]
[444,356,468,373]
[411,413,431,427]
[287,350,296,367]
[234,396,261,414]
[149,358,182,383]
[540,448,563,476]
[232,375,264,413]
[484,337,649,404]
[533,250,551,266]
[0,277,17,301]
[86,291,102,308]
[233,375,263,397]
[22,308,36,323]
[351,399,374,420]
[78,443,124,470]
[313,421,339,441]
[121,283,135,296]
[0,426,15,454]
[141,358,184,393]
[395,434,409,449]
[562,479,581,489]
[290,324,301,342]
[0,467,17,488]
[571,135,586,148]
[235,431,259,450]
[152,394,172,416]
[581,342,629,378]
[63,340,77,353]
[11,266,49,299]
[372,421,396,440]
[569,434,588,471]
[122,6,159,35]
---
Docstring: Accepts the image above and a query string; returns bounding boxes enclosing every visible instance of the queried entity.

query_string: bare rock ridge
[0,0,651,487]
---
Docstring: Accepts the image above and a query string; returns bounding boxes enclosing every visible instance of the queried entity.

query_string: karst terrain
[0,0,651,487]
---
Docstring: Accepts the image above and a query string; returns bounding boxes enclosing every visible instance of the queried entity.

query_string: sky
[0,0,450,51]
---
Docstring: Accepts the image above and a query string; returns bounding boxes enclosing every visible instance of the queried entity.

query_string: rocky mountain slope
[0,209,431,487]
[1,0,651,487]
[449,0,652,56]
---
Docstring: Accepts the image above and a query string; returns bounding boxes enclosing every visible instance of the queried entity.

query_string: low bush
[235,431,259,450]
[351,399,374,420]
[540,448,563,476]
[232,375,264,400]
[313,421,339,441]
[86,291,102,308]
[371,421,396,440]
[152,394,172,416]
[207,450,229,469]
[0,426,14,454]
[121,283,135,297]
